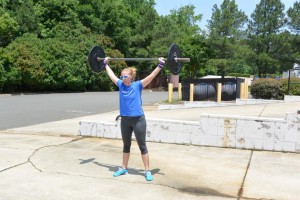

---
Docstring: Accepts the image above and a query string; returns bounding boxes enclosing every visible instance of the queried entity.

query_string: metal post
[240,83,245,99]
[178,83,182,100]
[288,69,291,95]
[168,83,173,103]
[189,84,194,102]
[217,83,222,103]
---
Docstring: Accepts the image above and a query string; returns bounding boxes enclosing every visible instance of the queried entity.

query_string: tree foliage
[0,0,299,93]
[287,1,300,33]
[0,11,19,47]
[207,0,248,78]
[248,0,286,77]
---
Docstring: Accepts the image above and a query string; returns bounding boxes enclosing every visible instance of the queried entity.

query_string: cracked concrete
[27,137,84,173]
[0,133,246,200]
[1,132,300,200]
[0,135,73,173]
[1,101,300,200]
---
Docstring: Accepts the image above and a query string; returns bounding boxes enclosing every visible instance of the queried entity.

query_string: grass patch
[160,98,184,104]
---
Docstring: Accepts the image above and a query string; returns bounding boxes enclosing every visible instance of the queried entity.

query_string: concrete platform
[79,101,300,153]
[0,132,300,200]
[0,101,300,200]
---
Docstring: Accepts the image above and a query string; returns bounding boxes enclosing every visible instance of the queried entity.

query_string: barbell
[87,44,190,75]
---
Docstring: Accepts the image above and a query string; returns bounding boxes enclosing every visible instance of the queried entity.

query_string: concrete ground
[0,101,300,200]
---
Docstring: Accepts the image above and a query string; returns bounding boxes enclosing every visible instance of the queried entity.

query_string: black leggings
[120,116,148,155]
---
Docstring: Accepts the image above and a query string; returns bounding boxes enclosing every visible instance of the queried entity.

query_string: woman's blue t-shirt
[117,80,144,117]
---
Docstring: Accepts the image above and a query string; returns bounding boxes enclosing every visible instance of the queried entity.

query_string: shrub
[279,78,300,96]
[250,78,283,100]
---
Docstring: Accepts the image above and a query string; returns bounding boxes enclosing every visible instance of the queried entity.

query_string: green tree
[146,5,204,79]
[287,1,300,33]
[181,35,210,79]
[169,5,202,40]
[148,15,177,56]
[76,0,105,33]
[0,18,108,92]
[0,11,19,47]
[42,21,101,91]
[290,34,300,65]
[1,34,46,91]
[34,0,79,38]
[0,0,8,8]
[287,1,300,65]
[0,47,7,91]
[271,31,298,73]
[77,0,132,54]
[248,0,286,77]
[1,0,40,36]
[14,0,40,35]
[126,0,158,59]
[207,0,248,79]
[230,39,254,74]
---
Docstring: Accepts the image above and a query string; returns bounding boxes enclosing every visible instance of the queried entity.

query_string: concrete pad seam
[237,151,275,200]
[237,151,254,200]
[258,104,267,117]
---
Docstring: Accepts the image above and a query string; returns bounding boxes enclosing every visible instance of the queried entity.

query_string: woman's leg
[122,153,130,169]
[141,153,150,171]
[133,116,149,170]
[120,117,133,169]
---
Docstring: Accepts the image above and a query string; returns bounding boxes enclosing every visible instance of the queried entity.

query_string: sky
[154,0,297,29]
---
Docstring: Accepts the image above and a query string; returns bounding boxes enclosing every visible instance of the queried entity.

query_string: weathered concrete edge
[78,112,300,153]
[157,95,300,110]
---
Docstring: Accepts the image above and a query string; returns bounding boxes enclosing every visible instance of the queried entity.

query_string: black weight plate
[87,46,106,73]
[167,44,182,75]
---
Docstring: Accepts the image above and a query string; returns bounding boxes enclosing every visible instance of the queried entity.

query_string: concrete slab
[0,133,74,173]
[0,147,32,171]
[0,133,249,199]
[242,151,300,200]
[1,101,300,200]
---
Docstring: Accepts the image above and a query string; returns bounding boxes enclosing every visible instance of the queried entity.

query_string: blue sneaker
[113,167,128,177]
[145,170,153,181]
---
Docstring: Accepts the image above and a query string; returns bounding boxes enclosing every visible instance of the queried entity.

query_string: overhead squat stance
[103,57,165,181]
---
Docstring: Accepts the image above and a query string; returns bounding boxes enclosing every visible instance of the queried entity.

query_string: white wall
[79,112,300,153]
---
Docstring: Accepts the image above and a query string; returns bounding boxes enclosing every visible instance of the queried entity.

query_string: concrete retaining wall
[78,112,300,153]
[285,95,300,102]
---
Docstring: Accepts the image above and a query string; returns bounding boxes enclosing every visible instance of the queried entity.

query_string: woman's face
[120,70,132,86]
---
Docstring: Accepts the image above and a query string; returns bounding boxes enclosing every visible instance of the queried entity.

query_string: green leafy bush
[250,78,283,100]
[279,78,300,96]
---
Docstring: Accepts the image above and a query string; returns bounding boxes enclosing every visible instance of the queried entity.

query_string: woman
[103,57,165,181]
